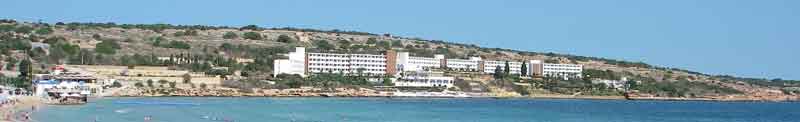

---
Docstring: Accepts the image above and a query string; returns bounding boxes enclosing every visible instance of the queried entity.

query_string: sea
[32,97,800,122]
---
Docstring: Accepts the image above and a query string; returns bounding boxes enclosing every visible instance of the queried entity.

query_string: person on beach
[3,111,9,121]
[144,115,152,121]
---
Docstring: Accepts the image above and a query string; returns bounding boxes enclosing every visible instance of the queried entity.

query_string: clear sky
[2,0,798,80]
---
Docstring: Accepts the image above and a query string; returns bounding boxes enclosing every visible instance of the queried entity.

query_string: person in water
[24,112,30,120]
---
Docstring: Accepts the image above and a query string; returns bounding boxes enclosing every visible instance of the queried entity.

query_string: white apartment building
[529,60,583,78]
[483,61,524,74]
[273,47,584,80]
[273,47,308,77]
[307,53,388,75]
[396,52,444,72]
[445,57,482,71]
[274,47,394,77]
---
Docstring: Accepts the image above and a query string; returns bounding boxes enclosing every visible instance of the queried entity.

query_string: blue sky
[2,0,798,80]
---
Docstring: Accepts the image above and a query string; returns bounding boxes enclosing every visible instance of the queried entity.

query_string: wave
[114,109,130,113]
[113,101,200,106]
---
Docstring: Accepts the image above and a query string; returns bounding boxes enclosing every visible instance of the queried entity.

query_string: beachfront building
[528,60,583,79]
[395,52,444,72]
[273,47,308,77]
[33,73,99,97]
[32,66,101,97]
[395,71,455,88]
[591,77,628,90]
[273,47,584,79]
[307,53,390,76]
[274,47,397,77]
[483,61,524,75]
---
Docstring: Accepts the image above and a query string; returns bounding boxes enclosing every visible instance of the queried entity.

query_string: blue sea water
[32,97,800,122]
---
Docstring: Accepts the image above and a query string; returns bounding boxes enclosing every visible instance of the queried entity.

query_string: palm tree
[503,61,511,75]
[521,62,528,77]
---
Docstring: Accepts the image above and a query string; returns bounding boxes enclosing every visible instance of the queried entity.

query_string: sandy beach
[1,96,41,122]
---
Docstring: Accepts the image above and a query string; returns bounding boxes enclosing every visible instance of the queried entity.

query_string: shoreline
[0,96,41,122]
[98,94,799,102]
[103,87,799,102]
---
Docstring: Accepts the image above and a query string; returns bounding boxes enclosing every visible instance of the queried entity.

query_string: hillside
[1,19,799,100]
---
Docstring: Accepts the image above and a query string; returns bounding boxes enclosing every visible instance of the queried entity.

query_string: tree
[158,79,169,85]
[164,41,191,49]
[92,34,102,39]
[520,62,528,76]
[169,82,177,88]
[220,43,235,51]
[277,35,294,43]
[182,73,192,84]
[48,44,69,62]
[314,40,335,50]
[391,40,403,47]
[14,26,33,34]
[29,47,46,58]
[7,39,31,50]
[95,39,120,54]
[240,25,259,30]
[18,59,32,78]
[146,79,154,87]
[199,83,207,89]
[134,82,144,88]
[223,32,238,39]
[242,32,263,40]
[111,81,123,88]
[493,66,504,79]
[34,27,53,35]
[377,41,391,50]
[0,25,14,32]
[5,58,17,70]
[355,68,366,77]
[504,61,511,75]
[173,29,198,36]
[382,77,394,86]
[338,40,351,50]
[366,38,377,44]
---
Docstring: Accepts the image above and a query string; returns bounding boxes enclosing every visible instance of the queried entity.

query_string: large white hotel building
[274,47,583,79]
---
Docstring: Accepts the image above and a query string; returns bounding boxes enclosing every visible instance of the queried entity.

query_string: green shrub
[34,27,53,35]
[95,39,120,54]
[277,35,294,43]
[242,32,262,40]
[14,26,33,34]
[223,32,238,39]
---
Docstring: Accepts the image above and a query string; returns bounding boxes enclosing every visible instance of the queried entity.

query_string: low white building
[395,71,455,88]
[592,77,628,90]
[33,72,99,98]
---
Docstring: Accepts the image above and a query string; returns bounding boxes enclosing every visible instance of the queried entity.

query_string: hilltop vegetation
[0,19,798,100]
